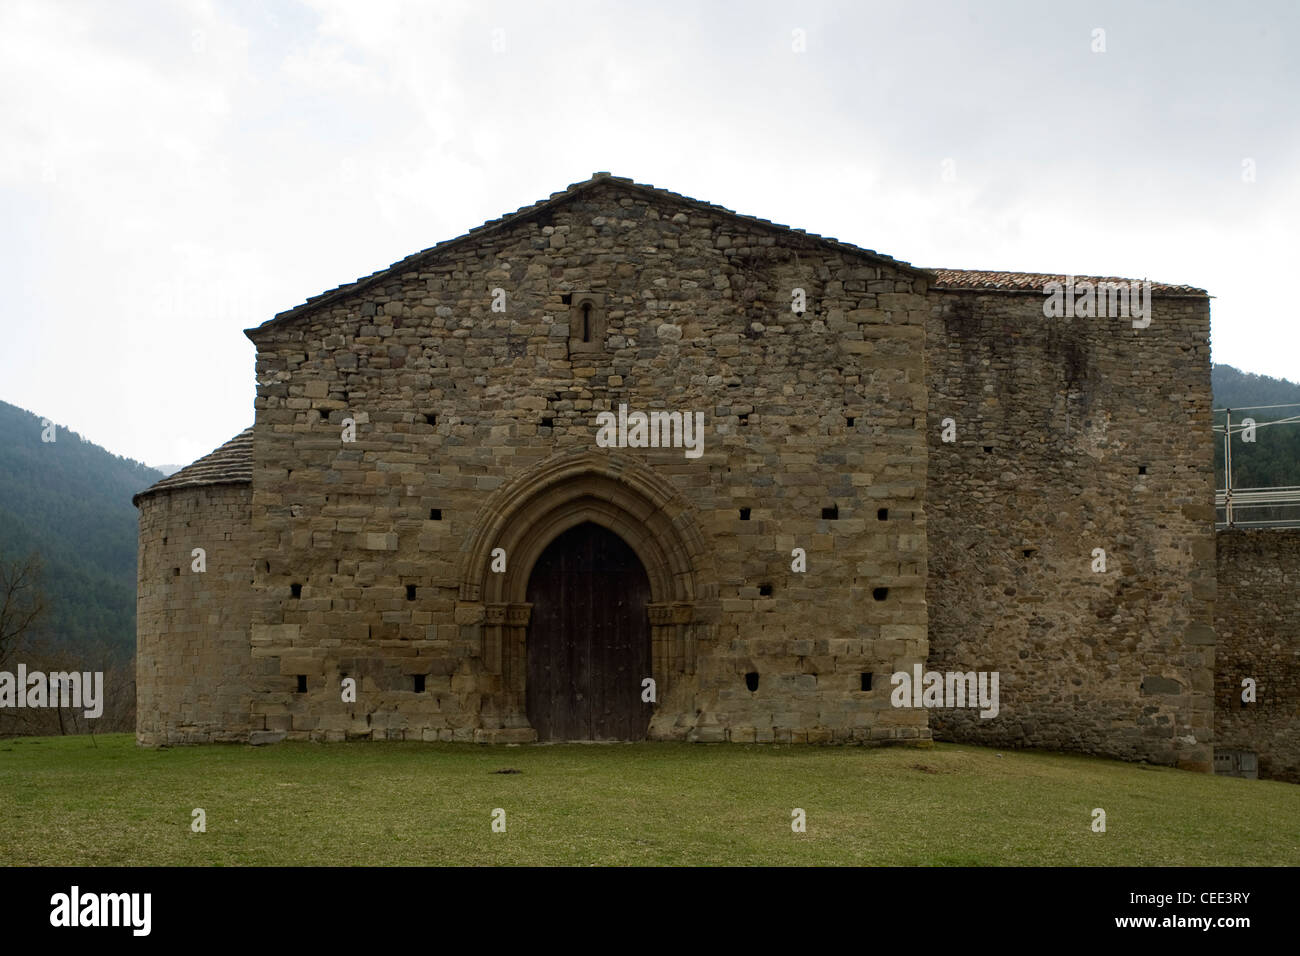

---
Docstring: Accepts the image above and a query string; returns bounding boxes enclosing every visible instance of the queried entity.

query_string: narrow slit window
[414,674,426,693]
[296,675,307,693]
[568,293,605,352]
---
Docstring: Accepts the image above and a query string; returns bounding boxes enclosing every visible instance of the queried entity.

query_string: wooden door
[525,522,652,741]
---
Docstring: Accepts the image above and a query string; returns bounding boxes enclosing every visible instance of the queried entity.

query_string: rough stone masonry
[134,172,1276,776]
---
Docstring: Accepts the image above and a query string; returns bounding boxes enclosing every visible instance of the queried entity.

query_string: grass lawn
[1,733,1296,866]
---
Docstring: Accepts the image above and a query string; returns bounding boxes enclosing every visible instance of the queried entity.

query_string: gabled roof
[929,268,1206,297]
[246,172,932,338]
[133,427,253,506]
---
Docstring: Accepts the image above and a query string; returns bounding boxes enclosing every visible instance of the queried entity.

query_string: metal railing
[1214,403,1300,529]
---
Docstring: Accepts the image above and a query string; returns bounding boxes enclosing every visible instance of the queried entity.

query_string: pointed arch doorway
[460,452,718,743]
[525,522,652,741]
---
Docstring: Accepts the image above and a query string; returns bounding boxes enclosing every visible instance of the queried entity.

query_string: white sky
[2,0,1297,467]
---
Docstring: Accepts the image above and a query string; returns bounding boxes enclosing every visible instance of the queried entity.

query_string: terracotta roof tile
[928,268,1206,296]
[134,427,253,505]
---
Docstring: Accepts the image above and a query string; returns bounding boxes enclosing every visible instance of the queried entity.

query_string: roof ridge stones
[133,427,254,504]
[245,172,931,338]
[245,173,1208,339]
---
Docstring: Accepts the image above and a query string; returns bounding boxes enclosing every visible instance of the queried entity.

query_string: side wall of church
[245,180,931,743]
[1215,528,1300,782]
[925,289,1217,769]
[136,485,254,745]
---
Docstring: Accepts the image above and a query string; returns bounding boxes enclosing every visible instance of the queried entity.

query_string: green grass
[1,734,1296,866]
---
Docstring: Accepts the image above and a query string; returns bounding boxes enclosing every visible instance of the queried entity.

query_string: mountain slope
[1212,364,1300,489]
[0,400,162,659]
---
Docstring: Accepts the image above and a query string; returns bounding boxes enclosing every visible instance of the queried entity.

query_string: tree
[0,550,48,669]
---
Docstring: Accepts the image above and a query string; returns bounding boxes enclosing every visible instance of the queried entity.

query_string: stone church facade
[136,172,1230,771]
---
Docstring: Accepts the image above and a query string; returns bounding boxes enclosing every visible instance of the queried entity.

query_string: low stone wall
[136,484,254,745]
[1215,529,1300,783]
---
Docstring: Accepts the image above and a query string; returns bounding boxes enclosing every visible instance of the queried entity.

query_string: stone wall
[136,484,254,745]
[1215,529,1300,782]
[243,178,930,744]
[925,289,1217,769]
[137,178,1237,761]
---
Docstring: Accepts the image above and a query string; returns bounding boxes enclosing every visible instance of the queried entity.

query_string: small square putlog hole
[877,508,888,521]
[413,674,426,693]
[739,508,751,521]
[296,675,307,693]
[406,584,417,601]
[744,672,760,692]
[429,509,442,520]
[290,582,302,599]
[759,583,773,597]
[872,587,889,601]
[822,504,839,520]
[1138,465,1148,475]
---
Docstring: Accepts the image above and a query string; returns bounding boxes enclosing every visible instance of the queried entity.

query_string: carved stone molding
[647,601,695,626]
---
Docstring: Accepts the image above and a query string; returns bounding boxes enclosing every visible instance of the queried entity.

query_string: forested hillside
[0,400,162,660]
[1212,364,1300,490]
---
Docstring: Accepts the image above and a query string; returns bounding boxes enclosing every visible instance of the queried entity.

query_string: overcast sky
[2,0,1297,467]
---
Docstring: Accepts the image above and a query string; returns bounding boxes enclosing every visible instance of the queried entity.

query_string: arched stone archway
[459,451,716,735]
